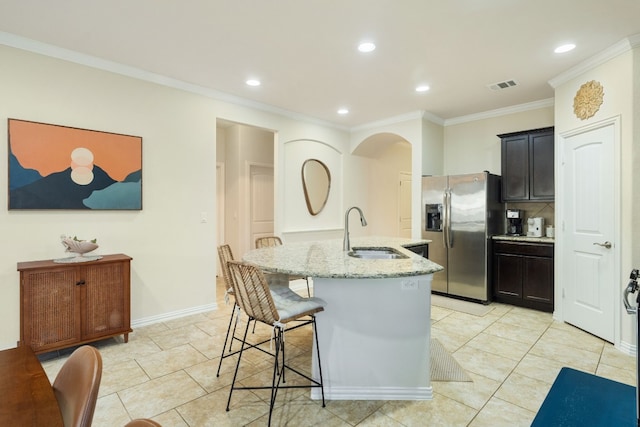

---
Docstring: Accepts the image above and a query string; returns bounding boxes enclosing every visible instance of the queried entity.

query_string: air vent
[487,79,518,91]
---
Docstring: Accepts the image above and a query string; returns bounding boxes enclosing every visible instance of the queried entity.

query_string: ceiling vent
[487,79,518,91]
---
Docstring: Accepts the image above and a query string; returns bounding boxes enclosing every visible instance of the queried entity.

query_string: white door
[250,164,274,249]
[398,172,412,238]
[562,124,616,342]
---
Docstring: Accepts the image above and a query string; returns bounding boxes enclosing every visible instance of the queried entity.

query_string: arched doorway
[353,133,412,237]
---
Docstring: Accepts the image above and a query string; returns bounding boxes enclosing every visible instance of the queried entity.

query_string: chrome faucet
[343,206,368,251]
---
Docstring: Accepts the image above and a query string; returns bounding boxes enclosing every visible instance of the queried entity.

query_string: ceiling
[1,0,640,128]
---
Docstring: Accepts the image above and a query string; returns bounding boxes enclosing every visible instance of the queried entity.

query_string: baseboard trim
[131,302,218,328]
[618,339,637,357]
[311,386,433,401]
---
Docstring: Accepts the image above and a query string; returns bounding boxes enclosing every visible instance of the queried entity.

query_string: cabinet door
[501,135,529,201]
[81,261,130,341]
[529,131,555,200]
[21,268,82,351]
[523,256,554,304]
[494,253,523,298]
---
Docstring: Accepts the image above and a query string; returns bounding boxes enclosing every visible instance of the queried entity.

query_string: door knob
[593,241,612,249]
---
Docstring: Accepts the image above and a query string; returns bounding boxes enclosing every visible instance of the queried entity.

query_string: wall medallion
[573,80,604,120]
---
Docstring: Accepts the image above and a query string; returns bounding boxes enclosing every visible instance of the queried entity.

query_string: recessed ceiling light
[415,85,430,93]
[246,79,261,86]
[554,43,576,54]
[357,42,376,53]
[337,108,349,115]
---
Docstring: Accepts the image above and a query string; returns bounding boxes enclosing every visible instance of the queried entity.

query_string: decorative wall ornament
[8,119,142,210]
[301,158,331,216]
[573,80,604,120]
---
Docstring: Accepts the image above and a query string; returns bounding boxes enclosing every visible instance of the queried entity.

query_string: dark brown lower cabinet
[493,240,554,312]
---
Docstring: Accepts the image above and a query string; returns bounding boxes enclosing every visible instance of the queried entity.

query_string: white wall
[0,45,219,349]
[0,44,353,349]
[443,107,554,176]
[552,45,638,350]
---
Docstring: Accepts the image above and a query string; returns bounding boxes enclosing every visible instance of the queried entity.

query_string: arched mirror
[302,159,331,216]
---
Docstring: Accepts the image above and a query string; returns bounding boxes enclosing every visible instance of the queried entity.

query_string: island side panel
[311,274,433,400]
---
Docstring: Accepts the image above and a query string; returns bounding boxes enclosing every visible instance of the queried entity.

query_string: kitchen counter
[243,236,442,278]
[493,235,554,244]
[243,236,442,401]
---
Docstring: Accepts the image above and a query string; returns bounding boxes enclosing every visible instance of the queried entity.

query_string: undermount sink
[348,247,409,260]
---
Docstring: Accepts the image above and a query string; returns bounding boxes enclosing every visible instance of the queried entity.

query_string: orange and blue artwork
[8,119,142,210]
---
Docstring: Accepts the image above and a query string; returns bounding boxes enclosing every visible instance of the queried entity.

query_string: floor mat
[431,338,472,382]
[532,367,636,426]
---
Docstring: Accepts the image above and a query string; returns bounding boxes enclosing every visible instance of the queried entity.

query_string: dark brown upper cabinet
[499,127,554,202]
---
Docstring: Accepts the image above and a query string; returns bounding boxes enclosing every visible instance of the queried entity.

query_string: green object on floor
[532,367,636,426]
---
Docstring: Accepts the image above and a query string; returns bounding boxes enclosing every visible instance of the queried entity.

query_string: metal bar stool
[225,260,326,426]
[216,244,277,376]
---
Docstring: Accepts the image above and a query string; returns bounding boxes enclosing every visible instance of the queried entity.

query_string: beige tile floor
[40,279,637,427]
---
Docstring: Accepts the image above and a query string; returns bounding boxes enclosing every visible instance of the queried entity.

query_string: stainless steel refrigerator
[421,172,503,303]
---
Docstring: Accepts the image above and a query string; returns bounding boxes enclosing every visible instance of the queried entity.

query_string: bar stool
[216,244,240,377]
[255,235,312,297]
[225,260,326,426]
[216,244,297,376]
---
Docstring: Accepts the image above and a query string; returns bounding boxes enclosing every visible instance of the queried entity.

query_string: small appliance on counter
[506,209,523,236]
[527,217,545,237]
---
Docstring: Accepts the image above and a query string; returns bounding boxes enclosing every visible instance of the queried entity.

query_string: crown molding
[444,98,555,126]
[549,34,640,88]
[0,31,349,132]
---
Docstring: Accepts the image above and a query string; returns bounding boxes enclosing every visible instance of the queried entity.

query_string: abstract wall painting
[8,119,142,210]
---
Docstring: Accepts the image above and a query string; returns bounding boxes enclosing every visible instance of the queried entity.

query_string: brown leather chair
[125,419,162,426]
[53,346,103,427]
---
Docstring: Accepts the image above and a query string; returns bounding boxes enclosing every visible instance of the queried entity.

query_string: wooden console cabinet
[18,254,132,354]
[493,241,554,312]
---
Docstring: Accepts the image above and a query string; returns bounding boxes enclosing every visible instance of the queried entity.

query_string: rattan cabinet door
[80,260,131,341]
[21,267,82,352]
[19,254,132,353]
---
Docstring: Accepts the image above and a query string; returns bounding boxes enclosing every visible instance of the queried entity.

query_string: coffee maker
[506,209,523,236]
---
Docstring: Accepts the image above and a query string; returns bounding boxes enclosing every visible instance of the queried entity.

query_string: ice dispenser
[425,204,443,231]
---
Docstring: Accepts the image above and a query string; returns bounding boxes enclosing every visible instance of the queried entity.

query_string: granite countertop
[242,236,443,279]
[493,235,555,244]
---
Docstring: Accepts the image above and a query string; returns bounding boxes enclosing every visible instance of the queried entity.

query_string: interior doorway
[560,120,619,343]
[354,136,412,237]
[216,119,276,257]
[249,164,275,248]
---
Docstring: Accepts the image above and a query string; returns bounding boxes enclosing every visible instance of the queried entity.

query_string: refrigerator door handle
[444,189,452,248]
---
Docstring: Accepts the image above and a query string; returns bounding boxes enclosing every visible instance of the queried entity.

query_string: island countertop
[242,236,443,279]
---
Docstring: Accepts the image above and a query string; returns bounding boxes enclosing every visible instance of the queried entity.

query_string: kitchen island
[243,236,443,401]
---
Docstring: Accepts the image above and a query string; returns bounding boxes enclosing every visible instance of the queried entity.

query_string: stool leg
[312,316,325,407]
[268,326,286,426]
[216,303,238,377]
[226,318,251,412]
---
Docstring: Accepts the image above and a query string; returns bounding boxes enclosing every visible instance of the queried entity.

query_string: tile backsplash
[504,201,555,234]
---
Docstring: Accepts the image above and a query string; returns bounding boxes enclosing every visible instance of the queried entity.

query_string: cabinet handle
[76,280,86,286]
[593,241,612,249]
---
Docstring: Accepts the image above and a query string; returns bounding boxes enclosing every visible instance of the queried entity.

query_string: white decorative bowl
[62,238,99,256]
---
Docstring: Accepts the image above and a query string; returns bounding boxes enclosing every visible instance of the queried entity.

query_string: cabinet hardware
[76,280,86,286]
